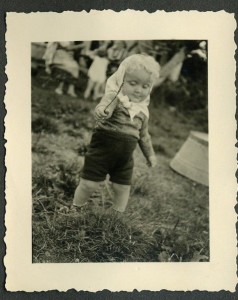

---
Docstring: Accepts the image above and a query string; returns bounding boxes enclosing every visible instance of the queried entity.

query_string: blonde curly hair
[121,54,160,83]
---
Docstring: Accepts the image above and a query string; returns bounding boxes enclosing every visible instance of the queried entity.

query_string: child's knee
[73,179,101,207]
[111,183,131,212]
[112,183,130,193]
[79,178,100,191]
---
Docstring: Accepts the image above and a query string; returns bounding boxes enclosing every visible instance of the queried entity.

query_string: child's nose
[135,85,142,93]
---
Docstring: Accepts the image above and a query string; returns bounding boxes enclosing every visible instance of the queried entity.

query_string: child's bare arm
[138,118,157,167]
[43,42,58,73]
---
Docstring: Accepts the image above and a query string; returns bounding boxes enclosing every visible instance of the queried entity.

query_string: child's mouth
[133,94,142,100]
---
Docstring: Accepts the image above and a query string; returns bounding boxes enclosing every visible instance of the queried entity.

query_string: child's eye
[143,84,150,89]
[129,81,137,86]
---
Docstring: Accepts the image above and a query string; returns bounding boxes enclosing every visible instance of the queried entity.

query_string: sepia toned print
[5,11,236,292]
[31,39,209,263]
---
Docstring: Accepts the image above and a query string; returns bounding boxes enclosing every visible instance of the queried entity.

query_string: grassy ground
[32,73,209,263]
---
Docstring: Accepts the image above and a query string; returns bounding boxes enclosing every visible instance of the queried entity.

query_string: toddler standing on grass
[73,54,160,212]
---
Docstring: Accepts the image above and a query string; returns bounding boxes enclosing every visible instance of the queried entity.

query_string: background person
[43,41,83,97]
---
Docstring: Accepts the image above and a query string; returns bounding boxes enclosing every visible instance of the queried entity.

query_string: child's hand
[147,155,157,168]
[95,106,110,120]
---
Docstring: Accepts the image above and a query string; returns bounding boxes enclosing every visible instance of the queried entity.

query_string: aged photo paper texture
[5,11,237,292]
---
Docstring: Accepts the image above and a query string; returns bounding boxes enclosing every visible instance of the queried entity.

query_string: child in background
[106,40,127,77]
[84,48,109,101]
[43,42,82,97]
[73,54,160,212]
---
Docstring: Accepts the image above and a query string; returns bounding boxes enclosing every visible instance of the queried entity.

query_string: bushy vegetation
[32,67,209,263]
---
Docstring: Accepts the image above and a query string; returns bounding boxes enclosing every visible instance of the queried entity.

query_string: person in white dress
[43,41,84,97]
[84,48,109,101]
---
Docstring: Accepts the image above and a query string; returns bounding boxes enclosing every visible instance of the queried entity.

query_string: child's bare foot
[67,84,77,98]
[83,92,90,99]
[67,90,77,98]
[93,93,103,101]
[92,95,100,101]
[55,87,63,95]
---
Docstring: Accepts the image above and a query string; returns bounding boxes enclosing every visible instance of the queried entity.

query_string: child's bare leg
[55,81,64,95]
[92,82,102,101]
[73,178,100,208]
[97,82,106,99]
[111,183,131,213]
[84,79,95,99]
[100,82,106,95]
[67,83,77,97]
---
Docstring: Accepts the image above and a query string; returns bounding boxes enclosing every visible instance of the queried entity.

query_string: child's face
[122,69,152,103]
[114,41,125,49]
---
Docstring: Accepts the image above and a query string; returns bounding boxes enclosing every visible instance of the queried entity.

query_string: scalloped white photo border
[4,10,237,292]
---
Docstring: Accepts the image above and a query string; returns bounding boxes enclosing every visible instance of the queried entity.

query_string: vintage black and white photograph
[31,39,209,263]
[5,11,236,292]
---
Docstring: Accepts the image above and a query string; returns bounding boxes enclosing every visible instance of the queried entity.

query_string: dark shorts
[81,130,137,185]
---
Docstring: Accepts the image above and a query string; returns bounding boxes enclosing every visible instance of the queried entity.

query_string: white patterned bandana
[117,92,149,121]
